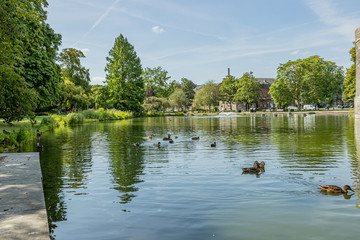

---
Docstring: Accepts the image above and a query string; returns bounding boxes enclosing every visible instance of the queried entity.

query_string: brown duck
[318,185,354,193]
[242,161,260,173]
[191,136,200,140]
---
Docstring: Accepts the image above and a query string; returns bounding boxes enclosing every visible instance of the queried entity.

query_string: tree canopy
[104,34,144,112]
[233,72,260,109]
[219,75,237,110]
[194,81,219,111]
[270,55,344,108]
[343,47,356,103]
[142,66,172,98]
[0,0,61,123]
[59,48,91,92]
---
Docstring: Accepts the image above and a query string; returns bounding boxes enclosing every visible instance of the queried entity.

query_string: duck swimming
[210,142,216,147]
[318,185,354,193]
[153,142,161,147]
[242,161,260,173]
[191,136,199,140]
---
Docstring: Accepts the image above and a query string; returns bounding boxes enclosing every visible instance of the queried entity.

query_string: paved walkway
[0,153,49,240]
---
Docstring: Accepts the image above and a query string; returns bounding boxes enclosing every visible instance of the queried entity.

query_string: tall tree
[219,75,237,110]
[105,34,144,112]
[269,80,293,108]
[234,72,260,110]
[193,81,219,111]
[180,78,196,110]
[271,56,343,108]
[0,0,61,123]
[169,88,187,111]
[59,48,90,92]
[343,47,356,103]
[142,66,172,98]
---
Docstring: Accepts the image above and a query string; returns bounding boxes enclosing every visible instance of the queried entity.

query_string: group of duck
[135,134,216,148]
[242,160,354,194]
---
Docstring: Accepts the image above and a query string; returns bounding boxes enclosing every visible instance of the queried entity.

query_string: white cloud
[152,26,165,34]
[80,48,90,54]
[291,50,299,55]
[91,76,106,85]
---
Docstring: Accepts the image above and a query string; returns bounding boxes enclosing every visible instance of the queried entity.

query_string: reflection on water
[37,114,360,239]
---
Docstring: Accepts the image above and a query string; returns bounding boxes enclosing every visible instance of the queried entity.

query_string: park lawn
[0,116,47,132]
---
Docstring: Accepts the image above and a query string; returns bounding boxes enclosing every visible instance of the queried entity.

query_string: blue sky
[46,0,360,85]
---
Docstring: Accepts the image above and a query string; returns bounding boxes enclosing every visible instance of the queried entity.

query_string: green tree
[58,79,89,112]
[234,72,260,110]
[180,78,196,110]
[272,56,343,108]
[142,96,169,112]
[105,34,144,112]
[169,88,187,111]
[219,75,237,110]
[59,48,90,92]
[0,0,61,123]
[142,66,172,98]
[193,81,219,111]
[343,47,356,103]
[269,80,293,108]
[89,85,105,109]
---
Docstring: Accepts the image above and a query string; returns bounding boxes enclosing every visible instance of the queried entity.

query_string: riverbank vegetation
[0,1,355,131]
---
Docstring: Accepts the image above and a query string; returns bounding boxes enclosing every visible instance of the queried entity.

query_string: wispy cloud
[72,0,120,47]
[152,26,164,34]
[304,0,360,40]
[91,76,106,85]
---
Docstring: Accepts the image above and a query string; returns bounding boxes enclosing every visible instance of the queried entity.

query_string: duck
[174,136,178,139]
[37,142,44,150]
[147,136,153,139]
[318,185,354,193]
[210,142,216,147]
[36,129,42,137]
[153,142,161,147]
[135,142,140,147]
[169,140,174,144]
[242,161,260,173]
[2,129,10,135]
[191,136,200,140]
[256,161,265,168]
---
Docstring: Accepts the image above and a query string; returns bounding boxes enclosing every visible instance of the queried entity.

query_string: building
[219,78,275,111]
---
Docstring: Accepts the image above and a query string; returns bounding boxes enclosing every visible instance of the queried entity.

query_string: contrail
[72,0,120,47]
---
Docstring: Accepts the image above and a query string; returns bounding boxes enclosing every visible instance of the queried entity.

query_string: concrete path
[0,153,49,240]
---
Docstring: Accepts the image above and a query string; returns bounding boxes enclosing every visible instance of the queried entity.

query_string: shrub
[41,116,59,129]
[68,113,85,125]
[16,125,33,144]
[82,109,98,119]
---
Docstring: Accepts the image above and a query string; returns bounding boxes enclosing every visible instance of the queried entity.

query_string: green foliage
[343,47,356,103]
[142,66,172,98]
[142,96,169,112]
[269,79,293,108]
[16,125,33,143]
[67,113,85,125]
[272,55,344,108]
[193,81,220,111]
[234,72,260,107]
[219,75,237,109]
[89,85,106,109]
[81,109,132,121]
[41,116,59,129]
[169,88,187,111]
[58,79,89,111]
[180,78,196,109]
[105,34,144,112]
[0,0,61,123]
[59,48,90,92]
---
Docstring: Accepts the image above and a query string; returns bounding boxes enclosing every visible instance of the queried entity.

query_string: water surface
[38,114,360,239]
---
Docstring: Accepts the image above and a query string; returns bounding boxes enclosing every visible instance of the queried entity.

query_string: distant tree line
[0,1,356,125]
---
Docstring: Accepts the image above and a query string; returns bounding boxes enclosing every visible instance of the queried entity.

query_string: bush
[16,125,33,143]
[68,113,85,125]
[41,116,59,129]
[82,109,98,119]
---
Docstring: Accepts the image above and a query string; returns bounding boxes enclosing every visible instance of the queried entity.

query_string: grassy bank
[0,109,133,152]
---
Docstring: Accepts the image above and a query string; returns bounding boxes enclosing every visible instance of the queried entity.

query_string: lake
[37,114,360,239]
